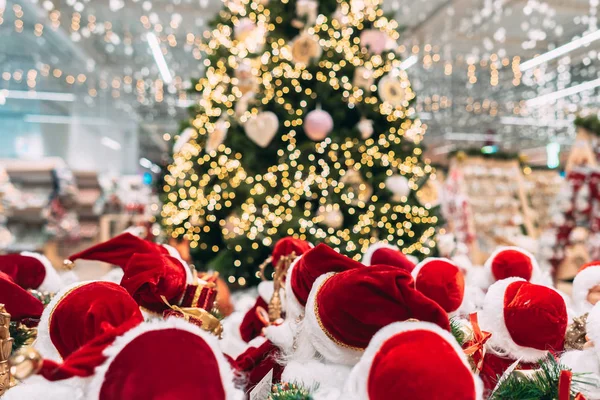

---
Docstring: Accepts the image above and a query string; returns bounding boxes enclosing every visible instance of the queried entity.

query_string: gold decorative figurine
[0,304,14,395]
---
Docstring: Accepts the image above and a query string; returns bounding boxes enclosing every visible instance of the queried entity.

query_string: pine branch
[450,317,465,346]
[9,321,36,352]
[490,355,593,400]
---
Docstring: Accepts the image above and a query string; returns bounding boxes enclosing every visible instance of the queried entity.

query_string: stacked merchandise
[524,169,564,232]
[0,158,79,253]
[541,116,600,290]
[0,166,17,250]
[443,153,536,264]
[72,172,104,242]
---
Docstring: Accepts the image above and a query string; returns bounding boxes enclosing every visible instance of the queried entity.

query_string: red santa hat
[478,277,567,363]
[271,236,312,266]
[482,246,542,286]
[572,261,600,314]
[344,321,483,400]
[298,266,450,365]
[0,252,62,292]
[35,280,144,362]
[361,242,416,272]
[0,271,44,320]
[66,232,193,283]
[87,318,244,400]
[238,238,311,343]
[412,258,465,314]
[284,243,363,322]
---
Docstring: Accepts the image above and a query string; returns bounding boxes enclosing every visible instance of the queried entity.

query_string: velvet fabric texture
[291,243,363,306]
[503,281,567,352]
[40,317,141,381]
[0,272,43,320]
[414,259,465,313]
[50,281,144,359]
[98,328,226,400]
[316,266,450,349]
[0,253,45,289]
[368,330,476,399]
[234,339,284,392]
[68,232,169,267]
[271,237,311,266]
[490,249,533,281]
[239,297,269,343]
[120,253,188,313]
[476,352,538,394]
[370,247,415,272]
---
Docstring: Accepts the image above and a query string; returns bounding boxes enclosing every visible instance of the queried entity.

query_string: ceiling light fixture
[147,32,173,84]
[24,114,110,125]
[525,77,600,107]
[499,116,572,128]
[2,89,75,102]
[400,55,418,70]
[520,30,600,71]
[101,136,122,151]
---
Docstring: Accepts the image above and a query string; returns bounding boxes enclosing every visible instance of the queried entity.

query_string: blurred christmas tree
[161,0,439,286]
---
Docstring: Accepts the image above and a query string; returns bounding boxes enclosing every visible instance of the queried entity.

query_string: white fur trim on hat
[35,281,94,362]
[264,320,297,355]
[1,375,87,400]
[478,277,548,363]
[87,317,244,400]
[291,273,363,366]
[586,302,600,355]
[343,321,483,400]
[361,242,399,266]
[283,255,305,323]
[483,247,544,288]
[573,264,600,315]
[161,243,194,284]
[21,251,63,292]
[560,348,600,399]
[282,360,351,400]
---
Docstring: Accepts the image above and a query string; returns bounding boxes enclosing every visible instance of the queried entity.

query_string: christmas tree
[161,0,439,286]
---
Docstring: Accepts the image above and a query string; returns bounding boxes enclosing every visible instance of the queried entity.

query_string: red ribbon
[463,313,492,373]
[559,369,587,400]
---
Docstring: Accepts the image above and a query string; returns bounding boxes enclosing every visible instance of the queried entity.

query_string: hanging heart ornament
[244,111,279,148]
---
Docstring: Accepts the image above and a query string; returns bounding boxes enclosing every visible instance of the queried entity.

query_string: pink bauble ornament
[360,30,387,55]
[304,109,333,141]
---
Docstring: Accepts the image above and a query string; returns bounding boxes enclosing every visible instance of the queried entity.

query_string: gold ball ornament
[9,347,42,380]
[341,169,373,205]
[416,179,440,207]
[378,73,410,108]
[291,33,321,65]
[317,204,344,229]
[244,111,279,148]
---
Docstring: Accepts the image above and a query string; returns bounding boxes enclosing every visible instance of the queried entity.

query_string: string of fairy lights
[160,0,438,276]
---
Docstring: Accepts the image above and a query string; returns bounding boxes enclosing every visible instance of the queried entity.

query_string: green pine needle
[490,355,593,400]
[269,382,313,400]
[450,317,465,346]
[9,322,36,352]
